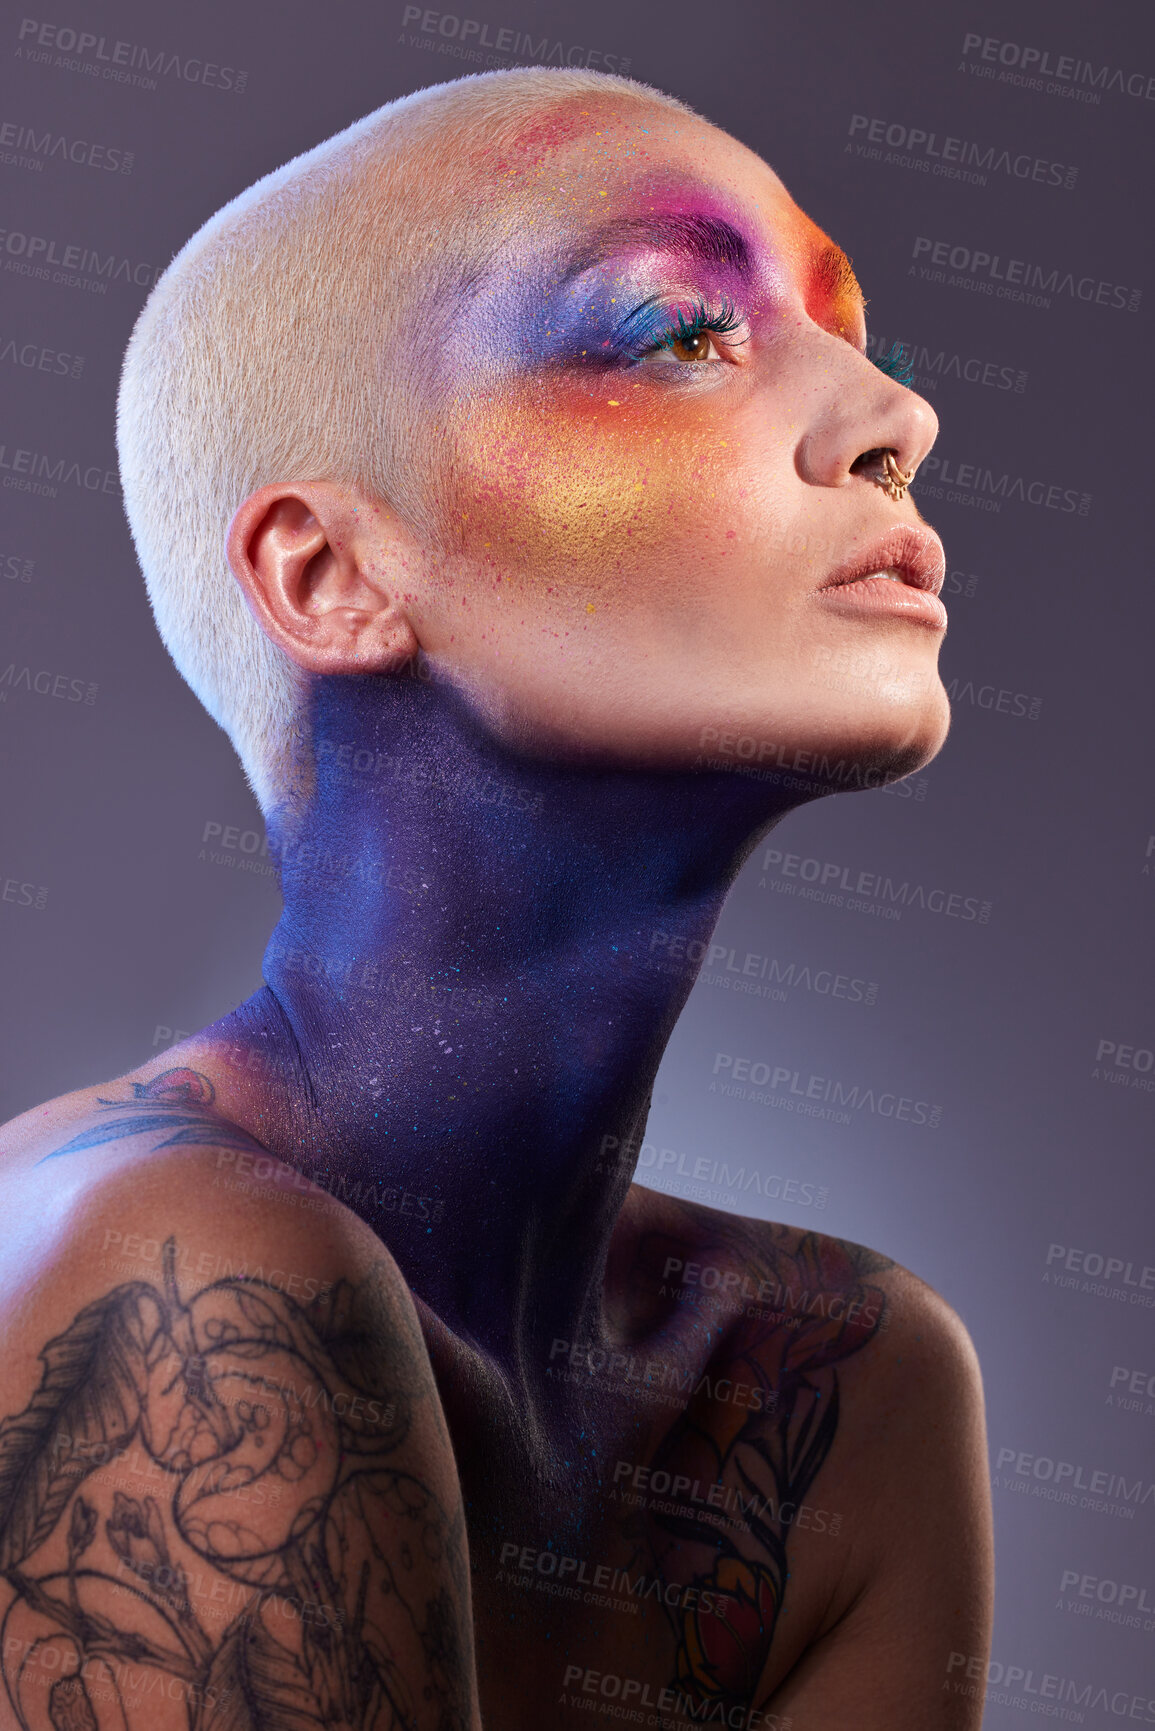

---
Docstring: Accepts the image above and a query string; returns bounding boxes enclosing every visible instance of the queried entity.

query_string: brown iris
[650,329,722,364]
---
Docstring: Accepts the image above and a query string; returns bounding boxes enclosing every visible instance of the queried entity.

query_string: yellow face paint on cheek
[447,386,744,605]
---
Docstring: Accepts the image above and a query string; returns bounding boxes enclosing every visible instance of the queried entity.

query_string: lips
[819,525,946,597]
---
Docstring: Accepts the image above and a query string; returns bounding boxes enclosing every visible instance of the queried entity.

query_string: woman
[0,67,992,1730]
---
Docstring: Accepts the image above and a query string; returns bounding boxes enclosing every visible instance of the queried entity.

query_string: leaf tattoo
[0,1240,470,1730]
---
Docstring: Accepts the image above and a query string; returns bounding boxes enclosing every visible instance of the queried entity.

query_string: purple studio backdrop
[1,0,1153,1720]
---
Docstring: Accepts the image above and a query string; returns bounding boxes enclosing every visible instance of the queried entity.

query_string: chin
[846,694,952,784]
[681,674,950,789]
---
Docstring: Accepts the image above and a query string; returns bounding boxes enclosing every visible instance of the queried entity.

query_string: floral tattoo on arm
[620,1224,892,1715]
[0,1236,473,1731]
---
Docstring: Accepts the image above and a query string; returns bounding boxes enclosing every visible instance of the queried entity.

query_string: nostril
[850,447,889,478]
[851,448,917,500]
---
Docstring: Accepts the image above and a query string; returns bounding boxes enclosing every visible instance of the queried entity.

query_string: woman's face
[393,95,949,782]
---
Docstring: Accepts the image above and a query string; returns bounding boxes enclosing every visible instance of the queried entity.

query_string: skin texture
[0,88,992,1730]
[0,1115,482,1731]
[231,98,946,774]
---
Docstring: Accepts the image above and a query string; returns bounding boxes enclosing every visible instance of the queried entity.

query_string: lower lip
[817,577,948,629]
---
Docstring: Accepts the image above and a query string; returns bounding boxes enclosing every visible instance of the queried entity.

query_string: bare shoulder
[0,1073,483,1729]
[664,1195,988,1493]
[0,1060,235,1174]
[720,1215,993,1727]
[626,1181,982,1391]
[623,1186,992,1716]
[754,1228,993,1726]
[0,1061,414,1345]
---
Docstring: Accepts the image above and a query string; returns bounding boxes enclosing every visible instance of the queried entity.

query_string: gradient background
[2,0,1152,1718]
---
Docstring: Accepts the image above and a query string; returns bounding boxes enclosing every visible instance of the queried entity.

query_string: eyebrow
[557,212,753,283]
[556,218,865,320]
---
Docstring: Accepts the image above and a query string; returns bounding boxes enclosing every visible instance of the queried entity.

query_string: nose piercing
[875,450,916,501]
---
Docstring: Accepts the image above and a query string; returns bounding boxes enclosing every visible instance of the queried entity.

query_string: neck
[206,672,810,1367]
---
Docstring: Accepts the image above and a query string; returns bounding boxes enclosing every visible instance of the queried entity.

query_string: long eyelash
[617,296,744,361]
[871,341,914,386]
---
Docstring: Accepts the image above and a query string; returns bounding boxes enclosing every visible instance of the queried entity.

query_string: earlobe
[226,482,420,676]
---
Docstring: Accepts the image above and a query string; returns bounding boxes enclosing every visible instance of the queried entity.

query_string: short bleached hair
[117,67,696,815]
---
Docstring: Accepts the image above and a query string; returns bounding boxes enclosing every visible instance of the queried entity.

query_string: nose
[795,343,939,493]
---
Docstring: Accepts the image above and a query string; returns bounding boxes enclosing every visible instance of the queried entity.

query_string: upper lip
[819,525,946,596]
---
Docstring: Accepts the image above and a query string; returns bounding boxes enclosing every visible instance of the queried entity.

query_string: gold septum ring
[875,450,916,502]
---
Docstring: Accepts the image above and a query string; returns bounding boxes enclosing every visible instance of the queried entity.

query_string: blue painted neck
[209,670,813,1364]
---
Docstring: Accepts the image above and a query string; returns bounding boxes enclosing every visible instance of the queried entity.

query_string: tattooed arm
[762,1267,994,1728]
[0,1090,481,1731]
[619,1217,992,1728]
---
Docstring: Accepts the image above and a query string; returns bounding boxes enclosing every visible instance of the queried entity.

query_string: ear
[225,481,420,675]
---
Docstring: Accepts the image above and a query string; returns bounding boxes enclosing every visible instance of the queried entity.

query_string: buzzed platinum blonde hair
[117,66,695,816]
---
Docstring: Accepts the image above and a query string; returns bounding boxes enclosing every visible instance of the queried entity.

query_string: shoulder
[722,1222,993,1719]
[757,1240,993,1724]
[0,1062,228,1169]
[623,1193,992,1718]
[0,1068,442,1540]
[0,1087,483,1730]
[728,1214,986,1466]
[631,1188,987,1523]
[631,1185,979,1373]
[0,1064,389,1310]
[737,1224,992,1683]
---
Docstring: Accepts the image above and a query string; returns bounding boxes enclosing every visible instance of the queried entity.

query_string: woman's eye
[641,328,725,365]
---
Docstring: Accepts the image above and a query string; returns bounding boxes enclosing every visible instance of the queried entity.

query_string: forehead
[479,97,801,237]
[452,95,864,331]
